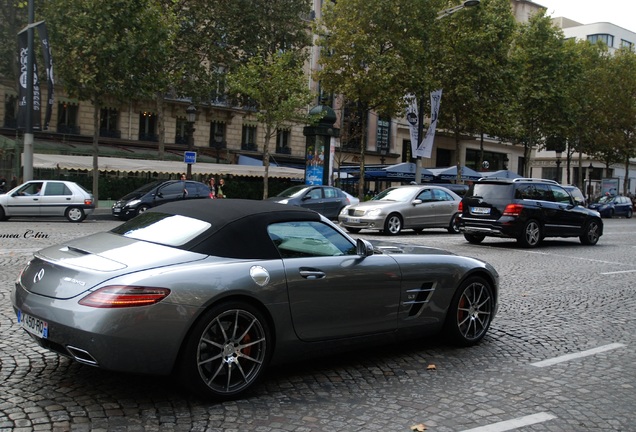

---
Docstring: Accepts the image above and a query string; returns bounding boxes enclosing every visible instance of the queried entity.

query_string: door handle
[299,269,326,279]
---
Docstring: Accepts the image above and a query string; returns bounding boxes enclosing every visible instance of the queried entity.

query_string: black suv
[458,178,603,247]
[112,180,212,220]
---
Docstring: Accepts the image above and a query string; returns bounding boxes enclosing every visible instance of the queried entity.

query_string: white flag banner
[404,94,419,157]
[417,89,443,159]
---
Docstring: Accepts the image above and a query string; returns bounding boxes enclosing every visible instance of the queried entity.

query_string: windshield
[111,212,211,246]
[372,187,416,202]
[596,195,615,204]
[276,185,310,198]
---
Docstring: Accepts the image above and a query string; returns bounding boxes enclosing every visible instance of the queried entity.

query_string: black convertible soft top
[147,199,324,259]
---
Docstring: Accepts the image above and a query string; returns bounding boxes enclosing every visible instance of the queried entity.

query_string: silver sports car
[12,199,499,399]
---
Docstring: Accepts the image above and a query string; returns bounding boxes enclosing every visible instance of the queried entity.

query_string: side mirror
[356,238,374,257]
[412,199,423,206]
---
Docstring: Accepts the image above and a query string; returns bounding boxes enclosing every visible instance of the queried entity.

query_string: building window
[99,108,120,138]
[621,39,634,51]
[376,117,390,155]
[465,149,509,171]
[138,111,158,142]
[210,122,226,148]
[3,94,17,128]
[342,101,365,150]
[276,129,291,154]
[587,33,614,48]
[175,117,187,144]
[242,125,257,151]
[57,102,80,134]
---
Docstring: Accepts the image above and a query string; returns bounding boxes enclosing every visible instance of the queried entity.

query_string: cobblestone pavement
[1,214,635,431]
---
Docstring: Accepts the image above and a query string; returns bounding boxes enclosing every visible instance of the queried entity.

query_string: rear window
[111,212,211,246]
[470,183,514,200]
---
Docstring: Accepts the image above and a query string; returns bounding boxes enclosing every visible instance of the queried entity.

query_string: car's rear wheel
[383,213,403,235]
[464,233,485,244]
[65,207,86,222]
[580,219,601,245]
[627,208,633,219]
[178,301,271,399]
[517,220,541,248]
[447,213,460,234]
[345,227,361,234]
[443,276,495,346]
[136,204,150,216]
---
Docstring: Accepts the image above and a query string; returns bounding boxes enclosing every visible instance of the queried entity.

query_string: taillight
[79,286,170,308]
[458,201,464,212]
[84,199,93,205]
[503,203,523,216]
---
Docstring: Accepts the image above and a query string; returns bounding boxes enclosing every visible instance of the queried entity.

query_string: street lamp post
[185,104,196,179]
[414,0,480,184]
[587,162,594,204]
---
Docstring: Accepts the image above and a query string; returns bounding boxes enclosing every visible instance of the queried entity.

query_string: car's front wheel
[65,207,86,222]
[178,301,271,399]
[518,220,541,248]
[136,204,150,216]
[464,233,485,244]
[443,276,495,346]
[0,206,6,221]
[383,213,403,235]
[627,208,633,219]
[580,219,601,245]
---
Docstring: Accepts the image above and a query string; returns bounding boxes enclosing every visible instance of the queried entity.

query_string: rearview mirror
[356,238,374,257]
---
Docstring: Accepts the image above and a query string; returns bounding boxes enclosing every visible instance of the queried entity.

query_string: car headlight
[340,206,348,215]
[367,208,382,216]
[125,199,141,208]
[277,199,289,204]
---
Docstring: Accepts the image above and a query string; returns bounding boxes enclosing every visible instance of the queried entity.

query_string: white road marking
[530,343,626,368]
[600,269,636,275]
[459,412,556,432]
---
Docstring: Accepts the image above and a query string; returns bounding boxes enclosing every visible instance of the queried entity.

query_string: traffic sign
[184,151,197,164]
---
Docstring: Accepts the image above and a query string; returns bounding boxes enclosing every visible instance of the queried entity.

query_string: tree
[316,0,437,199]
[508,11,568,176]
[432,0,517,181]
[42,0,175,201]
[226,50,314,199]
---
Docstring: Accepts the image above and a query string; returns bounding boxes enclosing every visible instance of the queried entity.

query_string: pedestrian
[217,178,227,198]
[10,175,18,189]
[208,177,216,198]
[181,174,188,197]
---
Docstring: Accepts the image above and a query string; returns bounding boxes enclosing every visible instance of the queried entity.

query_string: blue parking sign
[184,151,197,164]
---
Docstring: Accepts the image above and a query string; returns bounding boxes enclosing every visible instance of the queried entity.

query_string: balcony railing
[99,129,121,139]
[57,124,81,135]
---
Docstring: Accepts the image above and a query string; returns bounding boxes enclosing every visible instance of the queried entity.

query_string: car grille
[347,208,366,217]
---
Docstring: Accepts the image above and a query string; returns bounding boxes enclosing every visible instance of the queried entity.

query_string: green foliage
[226,49,314,198]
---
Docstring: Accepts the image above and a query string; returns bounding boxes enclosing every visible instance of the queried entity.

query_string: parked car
[338,184,462,235]
[0,180,94,222]
[268,185,353,219]
[12,199,498,399]
[563,185,586,206]
[112,179,212,220]
[458,178,603,248]
[588,194,633,218]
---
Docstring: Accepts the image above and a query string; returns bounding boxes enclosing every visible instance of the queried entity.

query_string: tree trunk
[156,93,165,160]
[262,124,271,199]
[92,100,100,204]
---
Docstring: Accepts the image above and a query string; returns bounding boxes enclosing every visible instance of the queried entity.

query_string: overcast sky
[534,0,636,32]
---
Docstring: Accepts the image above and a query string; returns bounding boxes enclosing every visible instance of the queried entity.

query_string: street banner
[37,23,54,130]
[404,94,419,157]
[17,21,53,131]
[17,28,42,131]
[417,89,443,159]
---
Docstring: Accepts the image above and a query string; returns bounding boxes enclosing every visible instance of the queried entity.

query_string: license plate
[470,207,491,215]
[17,310,49,339]
[345,217,360,223]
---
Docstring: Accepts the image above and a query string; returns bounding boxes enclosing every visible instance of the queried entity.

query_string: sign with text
[184,151,197,164]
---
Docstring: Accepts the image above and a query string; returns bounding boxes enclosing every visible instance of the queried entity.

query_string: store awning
[30,153,305,179]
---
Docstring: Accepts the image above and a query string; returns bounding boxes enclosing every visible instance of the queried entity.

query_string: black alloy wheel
[580,219,601,245]
[518,220,541,248]
[444,276,495,346]
[179,301,271,399]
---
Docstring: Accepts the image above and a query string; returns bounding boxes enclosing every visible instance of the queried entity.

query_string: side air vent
[403,282,435,317]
